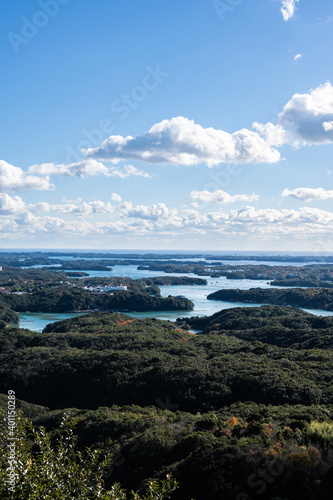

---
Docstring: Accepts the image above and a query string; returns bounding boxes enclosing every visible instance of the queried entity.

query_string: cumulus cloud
[294,53,302,61]
[226,205,325,224]
[278,82,333,144]
[0,194,116,218]
[86,116,281,166]
[28,159,109,178]
[15,212,100,235]
[252,122,289,147]
[85,84,333,168]
[190,190,259,204]
[28,160,150,181]
[281,0,299,21]
[122,202,182,227]
[109,165,151,178]
[323,121,333,132]
[282,187,333,201]
[119,202,333,235]
[111,193,122,202]
[0,160,53,192]
[30,200,115,217]
[254,82,333,147]
[0,193,26,215]
[2,200,333,243]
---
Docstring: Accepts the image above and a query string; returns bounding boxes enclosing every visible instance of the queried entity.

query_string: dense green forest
[1,308,333,411]
[2,398,333,499]
[77,275,207,288]
[182,305,333,348]
[0,287,193,313]
[0,267,204,317]
[1,306,333,498]
[0,304,19,328]
[0,267,69,287]
[208,287,333,311]
[1,253,333,499]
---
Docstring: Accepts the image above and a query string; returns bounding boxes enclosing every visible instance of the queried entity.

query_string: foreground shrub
[0,411,178,499]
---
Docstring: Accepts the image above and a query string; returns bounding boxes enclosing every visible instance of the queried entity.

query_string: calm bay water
[18,312,87,331]
[17,263,333,331]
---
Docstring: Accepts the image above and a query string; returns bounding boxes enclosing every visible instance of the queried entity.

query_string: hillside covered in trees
[1,306,333,498]
[0,267,200,316]
[0,287,194,314]
[207,287,333,311]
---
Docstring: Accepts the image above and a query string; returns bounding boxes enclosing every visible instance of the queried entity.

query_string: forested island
[0,268,207,317]
[1,306,333,498]
[208,287,333,311]
[1,287,193,314]
[2,251,333,284]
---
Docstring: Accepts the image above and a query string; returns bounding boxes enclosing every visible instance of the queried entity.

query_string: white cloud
[0,193,26,215]
[28,159,109,178]
[282,187,333,201]
[109,164,151,178]
[28,160,150,181]
[294,53,302,61]
[280,0,299,21]
[61,197,82,204]
[86,116,281,166]
[0,160,53,192]
[0,195,116,218]
[122,202,182,227]
[254,82,333,147]
[2,201,333,243]
[30,200,115,217]
[111,193,122,202]
[323,121,333,132]
[15,212,100,235]
[278,82,333,144]
[58,201,114,216]
[190,190,259,204]
[252,122,289,147]
[86,84,333,168]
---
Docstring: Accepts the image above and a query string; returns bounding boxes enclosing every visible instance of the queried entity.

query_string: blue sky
[0,0,333,250]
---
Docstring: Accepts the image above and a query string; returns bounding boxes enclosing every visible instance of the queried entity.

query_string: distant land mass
[1,250,333,263]
[208,287,333,311]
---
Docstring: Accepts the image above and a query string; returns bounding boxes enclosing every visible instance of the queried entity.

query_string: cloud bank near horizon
[1,192,332,248]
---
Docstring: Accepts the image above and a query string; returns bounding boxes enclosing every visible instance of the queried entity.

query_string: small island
[207,287,333,311]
